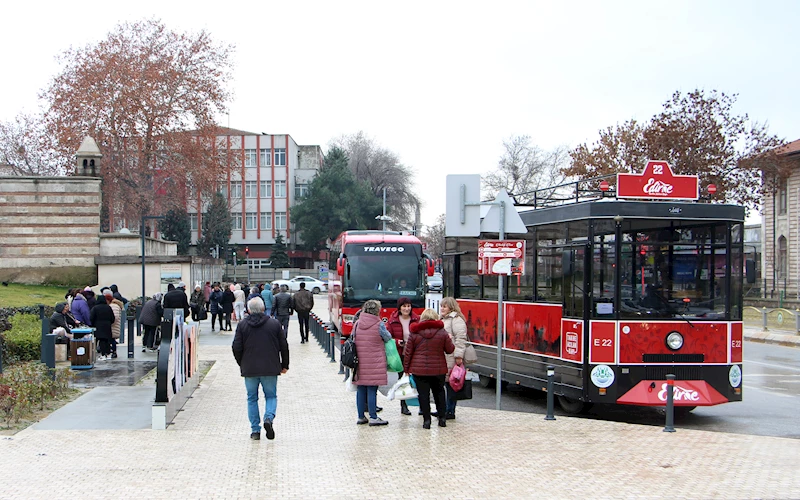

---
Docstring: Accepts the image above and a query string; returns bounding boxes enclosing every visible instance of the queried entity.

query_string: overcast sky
[3,1,798,228]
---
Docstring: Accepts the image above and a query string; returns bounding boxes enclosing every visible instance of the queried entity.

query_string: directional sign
[478,240,526,275]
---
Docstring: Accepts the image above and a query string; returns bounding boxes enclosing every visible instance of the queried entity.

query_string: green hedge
[0,314,43,366]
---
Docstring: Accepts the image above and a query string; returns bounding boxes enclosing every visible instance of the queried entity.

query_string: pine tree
[269,233,291,268]
[292,146,382,250]
[197,192,232,257]
[159,208,192,255]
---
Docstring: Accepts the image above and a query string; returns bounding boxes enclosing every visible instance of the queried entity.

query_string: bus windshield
[342,245,424,307]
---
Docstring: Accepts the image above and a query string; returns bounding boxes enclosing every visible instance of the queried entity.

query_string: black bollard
[329,329,336,363]
[664,375,676,433]
[40,312,49,363]
[127,311,136,359]
[42,333,57,369]
[545,365,556,421]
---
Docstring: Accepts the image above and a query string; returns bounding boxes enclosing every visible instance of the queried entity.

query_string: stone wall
[0,176,102,285]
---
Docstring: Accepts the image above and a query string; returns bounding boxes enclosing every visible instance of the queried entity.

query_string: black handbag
[341,329,358,370]
[454,379,473,400]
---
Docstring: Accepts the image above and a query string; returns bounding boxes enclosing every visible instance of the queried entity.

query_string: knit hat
[84,286,92,292]
[397,297,412,309]
[178,282,186,288]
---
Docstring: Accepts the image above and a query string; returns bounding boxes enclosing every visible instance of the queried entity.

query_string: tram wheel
[478,375,495,388]
[557,395,592,414]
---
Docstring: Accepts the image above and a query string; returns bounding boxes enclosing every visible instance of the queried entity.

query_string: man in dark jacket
[293,282,314,344]
[163,281,191,320]
[271,285,294,339]
[232,297,289,441]
[50,302,78,338]
[139,293,164,352]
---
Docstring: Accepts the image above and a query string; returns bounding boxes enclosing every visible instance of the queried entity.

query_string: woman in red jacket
[386,297,419,416]
[403,308,455,429]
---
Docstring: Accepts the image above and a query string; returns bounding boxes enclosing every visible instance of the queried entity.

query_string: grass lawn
[0,283,69,308]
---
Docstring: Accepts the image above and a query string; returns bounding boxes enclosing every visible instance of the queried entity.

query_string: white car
[272,276,327,294]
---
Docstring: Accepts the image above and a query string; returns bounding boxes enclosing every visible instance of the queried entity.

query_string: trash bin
[70,328,95,370]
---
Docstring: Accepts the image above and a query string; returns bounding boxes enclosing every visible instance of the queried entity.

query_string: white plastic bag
[387,374,419,401]
[378,371,399,398]
[345,374,357,393]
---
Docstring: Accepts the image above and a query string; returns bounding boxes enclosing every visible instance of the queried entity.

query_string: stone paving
[1,320,799,499]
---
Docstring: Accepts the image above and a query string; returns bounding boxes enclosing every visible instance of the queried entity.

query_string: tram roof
[518,199,745,227]
[341,231,422,245]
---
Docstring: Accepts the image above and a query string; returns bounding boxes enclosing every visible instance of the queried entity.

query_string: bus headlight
[666,331,684,351]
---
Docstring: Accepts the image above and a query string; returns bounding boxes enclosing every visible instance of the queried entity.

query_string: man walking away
[163,281,191,320]
[293,282,314,343]
[272,285,294,339]
[232,297,289,441]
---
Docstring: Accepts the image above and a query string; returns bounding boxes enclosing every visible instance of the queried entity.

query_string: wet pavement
[70,360,156,388]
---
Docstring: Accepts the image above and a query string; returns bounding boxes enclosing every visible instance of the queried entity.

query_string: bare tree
[421,213,446,260]
[40,18,235,223]
[567,90,789,213]
[0,112,69,176]
[330,131,420,230]
[483,135,570,203]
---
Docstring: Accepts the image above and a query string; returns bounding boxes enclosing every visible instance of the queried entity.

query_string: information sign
[478,240,525,276]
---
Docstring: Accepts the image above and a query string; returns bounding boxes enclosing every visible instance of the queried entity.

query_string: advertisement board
[478,240,526,276]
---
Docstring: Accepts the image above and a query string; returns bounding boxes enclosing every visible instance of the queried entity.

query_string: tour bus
[328,230,434,335]
[443,161,747,414]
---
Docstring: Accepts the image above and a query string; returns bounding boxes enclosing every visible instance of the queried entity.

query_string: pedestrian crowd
[49,278,473,442]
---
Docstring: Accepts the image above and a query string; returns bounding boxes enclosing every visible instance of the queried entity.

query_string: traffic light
[245,246,249,257]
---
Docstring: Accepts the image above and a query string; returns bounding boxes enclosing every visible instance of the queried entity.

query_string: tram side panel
[459,299,586,400]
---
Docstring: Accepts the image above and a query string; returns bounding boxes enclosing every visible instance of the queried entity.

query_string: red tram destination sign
[617,160,699,200]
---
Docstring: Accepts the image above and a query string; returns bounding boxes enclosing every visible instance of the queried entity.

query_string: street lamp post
[140,215,165,357]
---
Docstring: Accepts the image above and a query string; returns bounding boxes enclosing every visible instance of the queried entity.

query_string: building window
[778,180,788,215]
[260,148,271,167]
[219,185,227,199]
[246,212,257,230]
[245,149,257,167]
[190,215,198,231]
[275,211,287,230]
[188,184,196,199]
[295,183,308,198]
[245,181,258,198]
[230,181,242,199]
[261,212,272,230]
[275,180,286,198]
[232,212,242,230]
[260,180,272,198]
[275,148,286,166]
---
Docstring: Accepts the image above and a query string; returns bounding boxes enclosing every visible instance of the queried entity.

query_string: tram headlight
[666,331,684,351]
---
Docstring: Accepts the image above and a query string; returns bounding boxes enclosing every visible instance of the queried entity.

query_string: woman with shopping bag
[441,297,469,420]
[403,308,455,429]
[386,297,420,416]
[353,300,393,427]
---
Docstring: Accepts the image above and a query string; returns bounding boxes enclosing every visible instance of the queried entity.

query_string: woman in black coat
[221,284,235,331]
[90,294,116,360]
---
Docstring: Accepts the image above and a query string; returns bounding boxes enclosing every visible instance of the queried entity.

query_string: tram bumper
[616,380,728,406]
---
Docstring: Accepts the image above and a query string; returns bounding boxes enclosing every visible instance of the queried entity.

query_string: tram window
[482,274,498,299]
[619,223,729,320]
[507,241,534,301]
[731,242,743,320]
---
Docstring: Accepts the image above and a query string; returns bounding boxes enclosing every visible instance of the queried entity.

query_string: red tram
[443,162,746,413]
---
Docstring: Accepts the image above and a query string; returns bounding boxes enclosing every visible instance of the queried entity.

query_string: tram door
[559,243,589,320]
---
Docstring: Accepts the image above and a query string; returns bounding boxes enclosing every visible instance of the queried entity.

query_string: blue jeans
[356,385,379,419]
[244,376,278,433]
[445,382,458,414]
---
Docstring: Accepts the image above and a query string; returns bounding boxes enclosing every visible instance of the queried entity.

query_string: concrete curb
[744,328,800,348]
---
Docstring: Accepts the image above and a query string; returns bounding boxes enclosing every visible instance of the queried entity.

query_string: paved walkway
[744,324,800,348]
[1,319,799,498]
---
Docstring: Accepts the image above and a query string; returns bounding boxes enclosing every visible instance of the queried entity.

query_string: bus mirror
[562,250,573,277]
[337,257,346,276]
[426,258,435,276]
[745,259,756,284]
